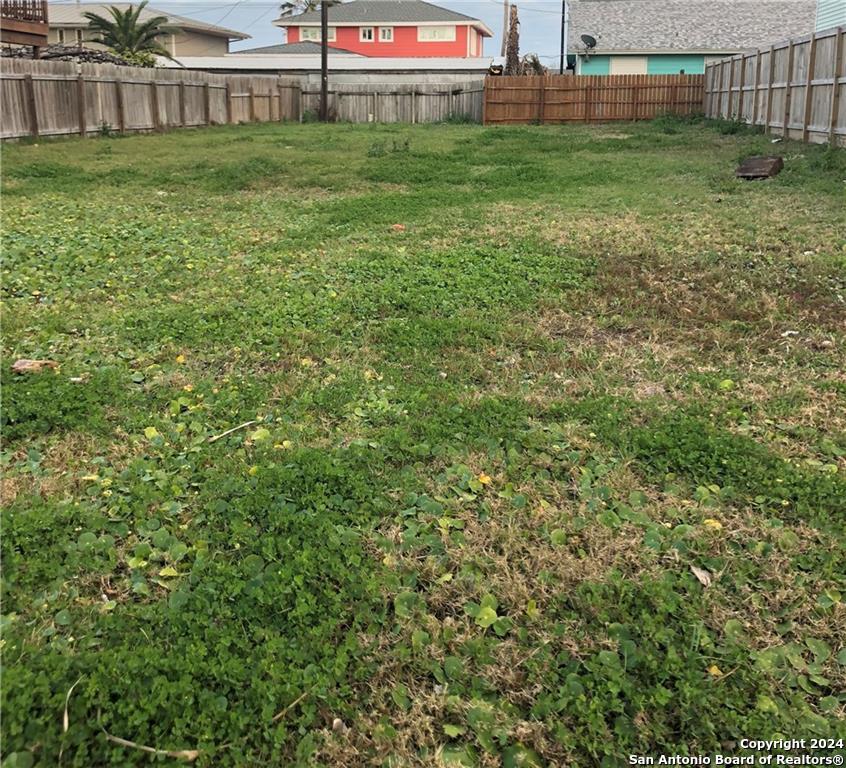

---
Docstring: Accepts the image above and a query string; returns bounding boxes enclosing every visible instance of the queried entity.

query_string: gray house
[570,0,817,75]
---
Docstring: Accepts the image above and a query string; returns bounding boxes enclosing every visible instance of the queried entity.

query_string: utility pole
[500,0,509,57]
[559,0,569,74]
[319,0,329,121]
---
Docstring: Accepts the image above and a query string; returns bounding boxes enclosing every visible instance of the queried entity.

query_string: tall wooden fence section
[704,27,845,146]
[1,59,301,139]
[483,74,704,125]
[300,82,483,123]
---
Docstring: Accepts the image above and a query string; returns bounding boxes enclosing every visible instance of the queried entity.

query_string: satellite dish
[581,34,597,49]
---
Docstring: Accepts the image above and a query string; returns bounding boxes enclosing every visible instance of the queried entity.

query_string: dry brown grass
[1,430,135,505]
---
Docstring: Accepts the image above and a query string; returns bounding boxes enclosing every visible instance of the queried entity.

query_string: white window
[379,27,393,42]
[417,25,455,42]
[300,26,336,42]
[359,26,374,42]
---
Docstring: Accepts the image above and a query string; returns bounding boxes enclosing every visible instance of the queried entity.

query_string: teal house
[816,0,846,31]
[568,0,817,76]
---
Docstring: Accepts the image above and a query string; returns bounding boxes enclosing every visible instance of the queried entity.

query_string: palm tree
[278,1,321,18]
[83,1,177,62]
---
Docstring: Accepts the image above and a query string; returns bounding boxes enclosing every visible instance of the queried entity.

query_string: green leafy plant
[83,1,177,62]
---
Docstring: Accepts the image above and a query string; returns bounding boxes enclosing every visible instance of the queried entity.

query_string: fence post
[150,81,161,131]
[115,78,125,133]
[783,40,795,137]
[751,49,762,126]
[278,81,284,121]
[633,81,641,119]
[76,74,86,136]
[411,91,417,124]
[538,77,546,124]
[23,74,39,138]
[249,85,256,122]
[727,58,735,119]
[225,82,233,124]
[829,28,844,145]
[737,54,746,120]
[178,81,186,127]
[204,82,211,126]
[765,45,776,133]
[801,33,818,142]
[703,64,717,117]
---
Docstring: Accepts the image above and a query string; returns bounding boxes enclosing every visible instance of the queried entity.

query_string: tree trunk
[504,5,520,76]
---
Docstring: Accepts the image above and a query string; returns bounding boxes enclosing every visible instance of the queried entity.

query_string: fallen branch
[208,420,256,444]
[272,690,309,723]
[102,731,200,762]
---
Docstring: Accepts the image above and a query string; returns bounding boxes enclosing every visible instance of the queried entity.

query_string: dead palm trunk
[504,4,520,75]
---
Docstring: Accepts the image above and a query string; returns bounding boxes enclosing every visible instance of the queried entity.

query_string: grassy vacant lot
[2,119,845,767]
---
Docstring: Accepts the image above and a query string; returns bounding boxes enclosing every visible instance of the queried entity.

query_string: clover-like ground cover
[2,119,845,767]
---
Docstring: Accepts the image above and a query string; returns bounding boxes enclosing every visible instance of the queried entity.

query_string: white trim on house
[359,26,374,42]
[289,20,488,31]
[586,48,748,56]
[163,54,492,72]
[379,26,393,41]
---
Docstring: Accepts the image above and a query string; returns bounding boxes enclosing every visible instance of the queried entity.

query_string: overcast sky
[143,1,568,59]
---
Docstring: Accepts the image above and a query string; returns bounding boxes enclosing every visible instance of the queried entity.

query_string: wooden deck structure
[1,0,49,52]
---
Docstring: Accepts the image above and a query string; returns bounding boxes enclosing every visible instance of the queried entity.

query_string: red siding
[286,24,484,57]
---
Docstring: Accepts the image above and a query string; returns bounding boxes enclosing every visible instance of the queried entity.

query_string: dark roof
[568,0,817,53]
[276,0,490,33]
[233,41,360,55]
[48,3,249,39]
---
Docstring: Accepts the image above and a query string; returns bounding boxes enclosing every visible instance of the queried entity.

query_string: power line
[212,0,253,25]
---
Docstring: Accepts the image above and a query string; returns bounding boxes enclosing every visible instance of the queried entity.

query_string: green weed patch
[2,120,844,766]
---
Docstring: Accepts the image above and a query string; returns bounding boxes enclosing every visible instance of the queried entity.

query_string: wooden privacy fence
[300,82,483,123]
[1,58,301,139]
[704,26,845,146]
[1,60,485,137]
[483,74,705,124]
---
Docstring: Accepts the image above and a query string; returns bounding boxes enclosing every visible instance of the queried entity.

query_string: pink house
[275,0,492,58]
